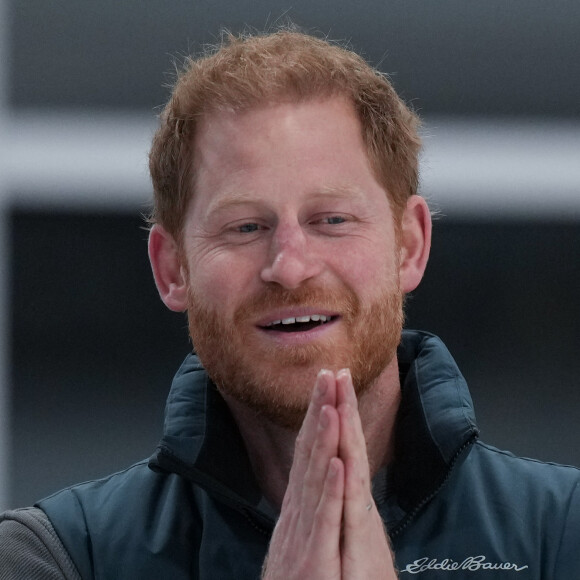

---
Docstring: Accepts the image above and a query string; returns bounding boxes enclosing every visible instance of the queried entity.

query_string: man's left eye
[324,216,346,225]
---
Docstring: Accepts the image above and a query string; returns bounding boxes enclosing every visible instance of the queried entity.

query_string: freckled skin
[180,98,405,423]
[187,97,400,306]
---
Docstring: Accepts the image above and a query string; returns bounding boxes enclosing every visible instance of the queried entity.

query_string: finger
[299,403,340,530]
[336,369,366,469]
[310,457,345,564]
[335,371,397,579]
[336,366,357,409]
[264,457,345,580]
[340,405,373,531]
[336,369,373,529]
[283,370,337,507]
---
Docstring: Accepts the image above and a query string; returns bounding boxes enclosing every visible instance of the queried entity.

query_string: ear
[399,195,432,293]
[148,224,188,312]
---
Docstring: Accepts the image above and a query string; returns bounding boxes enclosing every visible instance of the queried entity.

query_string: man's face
[181,97,404,429]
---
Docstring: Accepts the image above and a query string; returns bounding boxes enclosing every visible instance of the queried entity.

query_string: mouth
[260,314,339,333]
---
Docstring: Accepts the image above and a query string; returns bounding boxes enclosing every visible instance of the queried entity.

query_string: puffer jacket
[20,331,580,578]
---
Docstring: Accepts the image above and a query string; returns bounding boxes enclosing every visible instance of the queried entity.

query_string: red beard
[187,281,403,430]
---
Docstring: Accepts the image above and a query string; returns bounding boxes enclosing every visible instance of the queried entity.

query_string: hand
[335,369,398,579]
[262,370,343,579]
[263,369,398,579]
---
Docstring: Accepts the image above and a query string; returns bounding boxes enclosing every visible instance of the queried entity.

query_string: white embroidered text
[400,555,529,574]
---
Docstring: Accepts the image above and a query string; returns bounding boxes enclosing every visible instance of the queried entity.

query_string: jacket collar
[390,331,479,530]
[149,356,264,511]
[149,330,479,526]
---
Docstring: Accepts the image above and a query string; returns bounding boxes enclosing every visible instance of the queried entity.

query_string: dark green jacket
[34,331,580,578]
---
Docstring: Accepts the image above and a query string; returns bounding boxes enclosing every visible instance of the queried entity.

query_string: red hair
[149,30,421,242]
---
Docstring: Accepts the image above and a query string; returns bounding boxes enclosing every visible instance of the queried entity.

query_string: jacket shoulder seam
[475,441,580,473]
[37,459,151,501]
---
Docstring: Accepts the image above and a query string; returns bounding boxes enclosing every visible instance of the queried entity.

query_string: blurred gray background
[0,0,579,509]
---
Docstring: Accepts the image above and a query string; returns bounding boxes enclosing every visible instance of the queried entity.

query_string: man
[1,30,579,579]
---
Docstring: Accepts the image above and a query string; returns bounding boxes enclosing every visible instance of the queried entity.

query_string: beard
[187,280,403,430]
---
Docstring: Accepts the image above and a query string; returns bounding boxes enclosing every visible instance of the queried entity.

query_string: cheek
[187,250,262,310]
[331,238,399,292]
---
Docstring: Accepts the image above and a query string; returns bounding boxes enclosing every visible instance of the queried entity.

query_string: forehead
[195,96,361,162]
[188,97,387,217]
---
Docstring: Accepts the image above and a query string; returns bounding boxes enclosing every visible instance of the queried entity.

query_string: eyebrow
[310,185,368,202]
[204,191,264,217]
[205,183,369,217]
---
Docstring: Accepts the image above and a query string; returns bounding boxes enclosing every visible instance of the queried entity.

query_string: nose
[260,221,323,289]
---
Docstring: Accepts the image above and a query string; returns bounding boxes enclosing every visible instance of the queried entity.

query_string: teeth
[266,314,330,327]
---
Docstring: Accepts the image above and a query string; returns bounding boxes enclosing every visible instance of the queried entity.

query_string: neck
[223,359,402,509]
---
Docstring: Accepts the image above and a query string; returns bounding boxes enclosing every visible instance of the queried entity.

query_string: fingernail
[316,369,330,396]
[337,368,357,407]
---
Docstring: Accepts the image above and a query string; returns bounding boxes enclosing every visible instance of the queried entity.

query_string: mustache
[233,284,361,323]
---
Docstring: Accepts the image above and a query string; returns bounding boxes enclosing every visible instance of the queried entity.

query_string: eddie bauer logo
[399,555,529,574]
